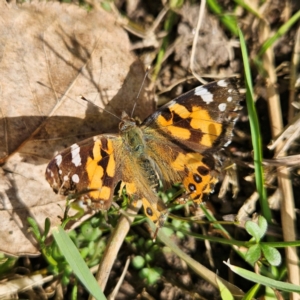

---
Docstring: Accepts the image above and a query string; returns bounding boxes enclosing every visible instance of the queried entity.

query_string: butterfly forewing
[46,135,122,210]
[142,78,241,152]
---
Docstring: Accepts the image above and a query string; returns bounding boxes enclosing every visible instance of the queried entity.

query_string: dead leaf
[0,1,153,256]
[175,4,235,75]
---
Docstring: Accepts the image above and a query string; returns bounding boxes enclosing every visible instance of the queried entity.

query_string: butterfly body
[46,78,241,226]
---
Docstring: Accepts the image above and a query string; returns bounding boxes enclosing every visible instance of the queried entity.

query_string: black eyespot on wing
[146,207,153,216]
[193,173,202,183]
[188,183,196,192]
[197,166,209,176]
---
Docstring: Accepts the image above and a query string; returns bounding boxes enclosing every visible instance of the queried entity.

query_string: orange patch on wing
[106,141,116,177]
[172,152,204,170]
[157,104,190,127]
[126,181,137,195]
[170,103,190,118]
[171,152,186,171]
[86,139,115,200]
[167,126,191,140]
[200,134,215,147]
[98,186,111,200]
[190,108,222,136]
[157,115,172,127]
[86,156,104,199]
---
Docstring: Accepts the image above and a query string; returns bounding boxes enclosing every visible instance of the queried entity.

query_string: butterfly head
[119,111,138,133]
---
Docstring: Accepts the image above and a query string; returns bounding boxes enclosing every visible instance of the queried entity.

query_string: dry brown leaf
[175,4,234,76]
[0,1,153,256]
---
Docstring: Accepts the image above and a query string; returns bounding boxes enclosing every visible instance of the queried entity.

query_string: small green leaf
[171,219,182,229]
[61,272,70,286]
[170,0,184,9]
[261,245,282,266]
[245,244,261,265]
[245,221,263,241]
[145,252,155,263]
[132,256,145,270]
[27,217,41,240]
[216,277,234,300]
[51,243,64,261]
[44,218,51,239]
[137,237,145,248]
[145,239,154,250]
[139,267,163,285]
[71,283,78,300]
[257,216,267,237]
[80,247,90,259]
[139,267,149,278]
[0,255,17,274]
[176,231,185,239]
[81,223,102,242]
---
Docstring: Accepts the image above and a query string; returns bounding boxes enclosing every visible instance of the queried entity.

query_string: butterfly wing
[142,78,241,152]
[46,135,123,210]
[141,78,241,203]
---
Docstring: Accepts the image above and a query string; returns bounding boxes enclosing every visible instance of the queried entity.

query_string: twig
[89,202,142,300]
[258,6,300,298]
[190,0,207,84]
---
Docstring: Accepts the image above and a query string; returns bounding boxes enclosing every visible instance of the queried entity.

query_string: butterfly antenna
[80,96,122,121]
[131,66,150,118]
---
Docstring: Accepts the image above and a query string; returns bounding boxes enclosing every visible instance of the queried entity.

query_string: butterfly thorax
[119,112,160,191]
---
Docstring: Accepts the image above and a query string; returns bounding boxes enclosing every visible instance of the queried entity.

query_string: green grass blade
[225,261,300,293]
[238,27,271,222]
[233,0,262,19]
[206,0,238,36]
[217,276,234,300]
[52,226,106,300]
[260,240,300,248]
[242,283,260,300]
[258,10,300,57]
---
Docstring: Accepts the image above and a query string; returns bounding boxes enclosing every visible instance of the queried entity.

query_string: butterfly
[46,78,241,228]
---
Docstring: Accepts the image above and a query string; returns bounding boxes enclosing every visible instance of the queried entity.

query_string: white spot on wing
[194,87,214,104]
[217,79,228,87]
[63,175,69,181]
[55,155,62,166]
[227,96,233,102]
[218,103,227,112]
[224,139,232,147]
[71,143,81,167]
[72,174,80,183]
[59,170,62,174]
